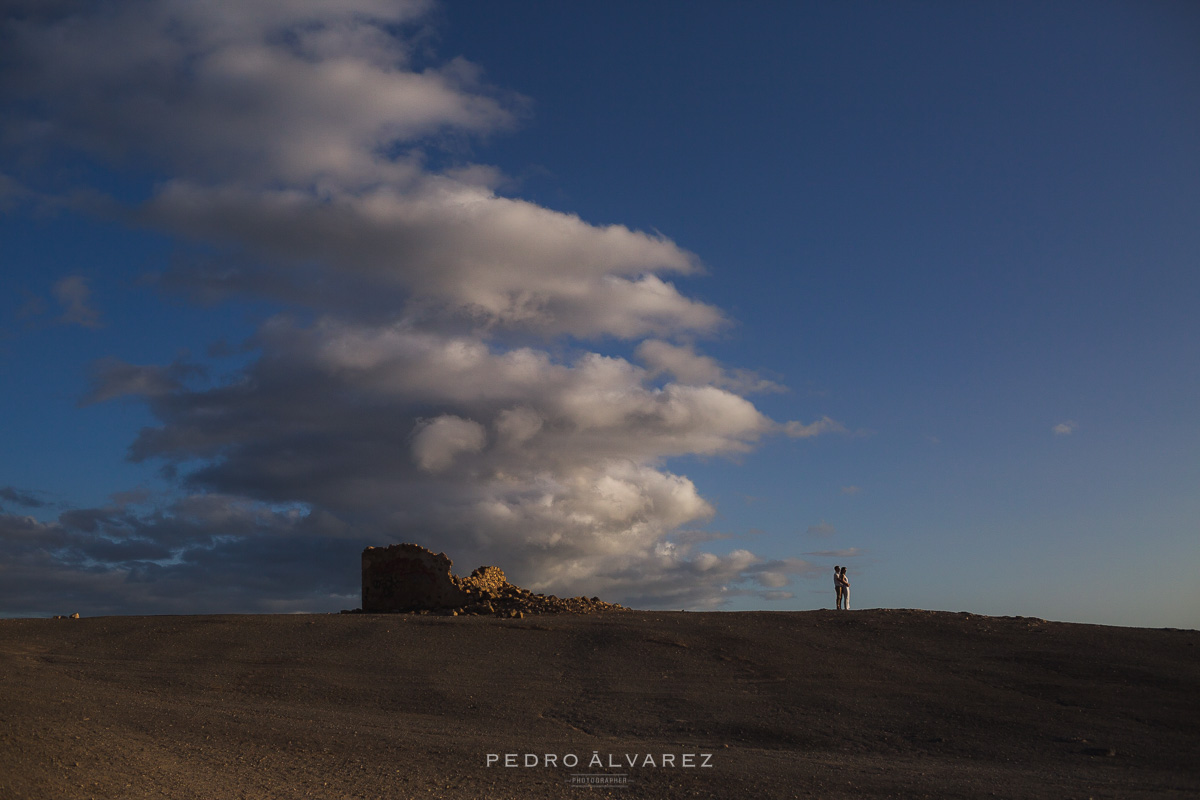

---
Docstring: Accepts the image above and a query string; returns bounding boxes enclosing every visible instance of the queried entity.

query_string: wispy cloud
[805,520,836,537]
[0,486,48,508]
[81,358,204,405]
[0,172,29,211]
[668,529,736,546]
[1052,420,1078,436]
[785,417,847,438]
[52,276,103,329]
[15,293,46,322]
[840,485,861,495]
[636,340,784,394]
[803,547,864,558]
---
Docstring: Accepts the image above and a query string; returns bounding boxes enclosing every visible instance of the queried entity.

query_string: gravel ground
[1,609,1197,799]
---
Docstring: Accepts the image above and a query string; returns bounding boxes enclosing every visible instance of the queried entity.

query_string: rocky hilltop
[358,543,624,616]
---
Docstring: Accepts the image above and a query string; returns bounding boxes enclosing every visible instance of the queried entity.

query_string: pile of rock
[358,543,624,617]
[452,582,625,618]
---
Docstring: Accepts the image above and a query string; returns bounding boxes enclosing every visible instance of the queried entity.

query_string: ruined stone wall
[361,544,472,612]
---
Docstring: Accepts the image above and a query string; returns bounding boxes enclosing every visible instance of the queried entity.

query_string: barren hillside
[1,610,1197,799]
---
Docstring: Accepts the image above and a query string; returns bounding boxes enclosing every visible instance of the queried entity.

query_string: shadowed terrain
[1,609,1197,799]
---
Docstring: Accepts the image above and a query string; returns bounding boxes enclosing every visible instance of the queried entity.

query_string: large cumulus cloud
[1,0,840,613]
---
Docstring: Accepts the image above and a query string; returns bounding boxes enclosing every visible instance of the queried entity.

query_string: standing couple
[834,566,850,610]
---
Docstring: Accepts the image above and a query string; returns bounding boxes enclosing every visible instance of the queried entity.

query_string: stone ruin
[359,543,625,617]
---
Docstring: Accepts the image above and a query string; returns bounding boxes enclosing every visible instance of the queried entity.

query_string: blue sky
[2,1,1197,627]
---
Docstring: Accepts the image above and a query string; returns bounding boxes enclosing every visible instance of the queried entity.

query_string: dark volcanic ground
[1,609,1197,799]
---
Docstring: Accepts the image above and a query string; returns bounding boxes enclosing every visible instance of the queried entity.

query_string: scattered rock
[1082,746,1118,758]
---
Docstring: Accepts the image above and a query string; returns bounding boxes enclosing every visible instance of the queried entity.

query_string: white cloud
[636,339,783,393]
[7,1,719,340]
[146,180,719,338]
[1053,420,1078,436]
[756,571,790,588]
[494,406,544,448]
[412,415,486,472]
[91,315,824,601]
[785,416,847,438]
[3,0,496,187]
